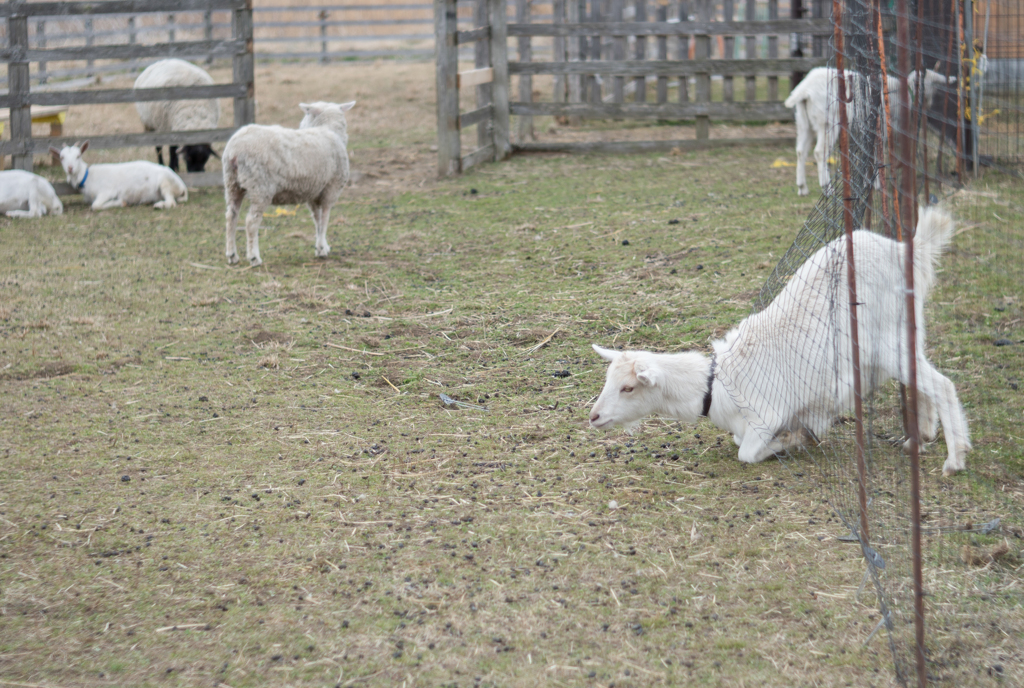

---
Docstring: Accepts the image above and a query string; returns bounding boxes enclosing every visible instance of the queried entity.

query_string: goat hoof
[249,256,262,267]
[798,186,809,196]
[227,253,239,265]
[315,246,330,259]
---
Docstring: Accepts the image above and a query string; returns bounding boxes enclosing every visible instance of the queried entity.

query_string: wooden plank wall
[506,0,830,154]
[1,0,254,176]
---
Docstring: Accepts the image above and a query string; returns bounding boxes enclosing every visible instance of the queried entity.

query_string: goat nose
[589,412,600,423]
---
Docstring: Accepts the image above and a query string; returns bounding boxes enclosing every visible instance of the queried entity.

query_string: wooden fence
[0,3,438,88]
[0,0,255,181]
[436,0,832,175]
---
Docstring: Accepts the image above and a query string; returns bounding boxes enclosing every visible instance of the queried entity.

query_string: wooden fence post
[435,0,460,176]
[767,0,778,100]
[612,0,625,103]
[36,20,47,85]
[566,0,581,125]
[233,0,256,129]
[676,0,690,103]
[552,0,566,109]
[745,0,756,100]
[489,0,511,160]
[475,0,493,149]
[656,4,668,104]
[8,9,32,171]
[695,0,711,139]
[516,0,533,143]
[85,17,95,77]
[319,10,329,64]
[205,10,214,64]
[723,0,734,102]
[634,0,647,103]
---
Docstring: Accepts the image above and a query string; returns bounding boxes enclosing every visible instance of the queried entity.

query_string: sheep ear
[80,140,89,153]
[339,101,356,112]
[634,362,658,387]
[592,344,620,362]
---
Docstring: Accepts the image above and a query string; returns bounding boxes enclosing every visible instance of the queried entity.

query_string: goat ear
[80,140,90,153]
[634,361,658,387]
[934,60,941,71]
[592,344,620,362]
[339,101,356,112]
[49,146,61,157]
[300,103,323,117]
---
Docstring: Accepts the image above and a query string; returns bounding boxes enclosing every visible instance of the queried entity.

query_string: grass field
[2,63,1023,688]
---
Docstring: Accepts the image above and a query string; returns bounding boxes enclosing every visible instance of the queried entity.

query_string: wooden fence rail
[436,0,831,174]
[1,0,254,174]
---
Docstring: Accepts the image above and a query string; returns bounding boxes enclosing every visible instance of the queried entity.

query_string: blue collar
[77,168,89,190]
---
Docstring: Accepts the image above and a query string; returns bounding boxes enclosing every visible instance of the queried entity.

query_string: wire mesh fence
[743,0,1023,685]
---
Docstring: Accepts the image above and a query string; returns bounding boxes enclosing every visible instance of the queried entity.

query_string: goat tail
[913,205,955,298]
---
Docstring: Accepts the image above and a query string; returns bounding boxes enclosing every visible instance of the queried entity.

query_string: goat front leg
[243,201,267,267]
[91,192,126,211]
[7,188,42,218]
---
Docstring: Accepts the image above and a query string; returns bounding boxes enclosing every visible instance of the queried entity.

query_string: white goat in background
[52,142,188,210]
[589,206,970,477]
[784,67,955,196]
[0,170,63,218]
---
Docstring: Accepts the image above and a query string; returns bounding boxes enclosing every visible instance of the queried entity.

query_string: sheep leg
[224,187,245,264]
[243,201,267,267]
[311,203,332,258]
[906,358,970,476]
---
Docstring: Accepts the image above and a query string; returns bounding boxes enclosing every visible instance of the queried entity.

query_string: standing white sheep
[589,206,970,477]
[222,101,354,267]
[784,67,954,196]
[52,141,188,211]
[134,58,221,173]
[0,170,63,218]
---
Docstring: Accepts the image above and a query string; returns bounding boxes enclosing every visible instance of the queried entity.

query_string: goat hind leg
[153,179,178,209]
[911,359,970,475]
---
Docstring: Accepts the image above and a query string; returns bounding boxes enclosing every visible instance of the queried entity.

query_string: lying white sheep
[590,206,970,477]
[784,67,954,196]
[134,58,221,173]
[222,101,354,267]
[0,170,63,218]
[51,141,188,211]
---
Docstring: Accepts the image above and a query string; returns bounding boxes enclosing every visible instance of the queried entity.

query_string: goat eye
[620,386,634,393]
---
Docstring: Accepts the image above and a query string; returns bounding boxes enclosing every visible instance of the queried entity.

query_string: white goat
[784,67,954,196]
[222,101,353,267]
[590,206,970,477]
[0,170,63,218]
[51,141,188,211]
[134,58,221,173]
